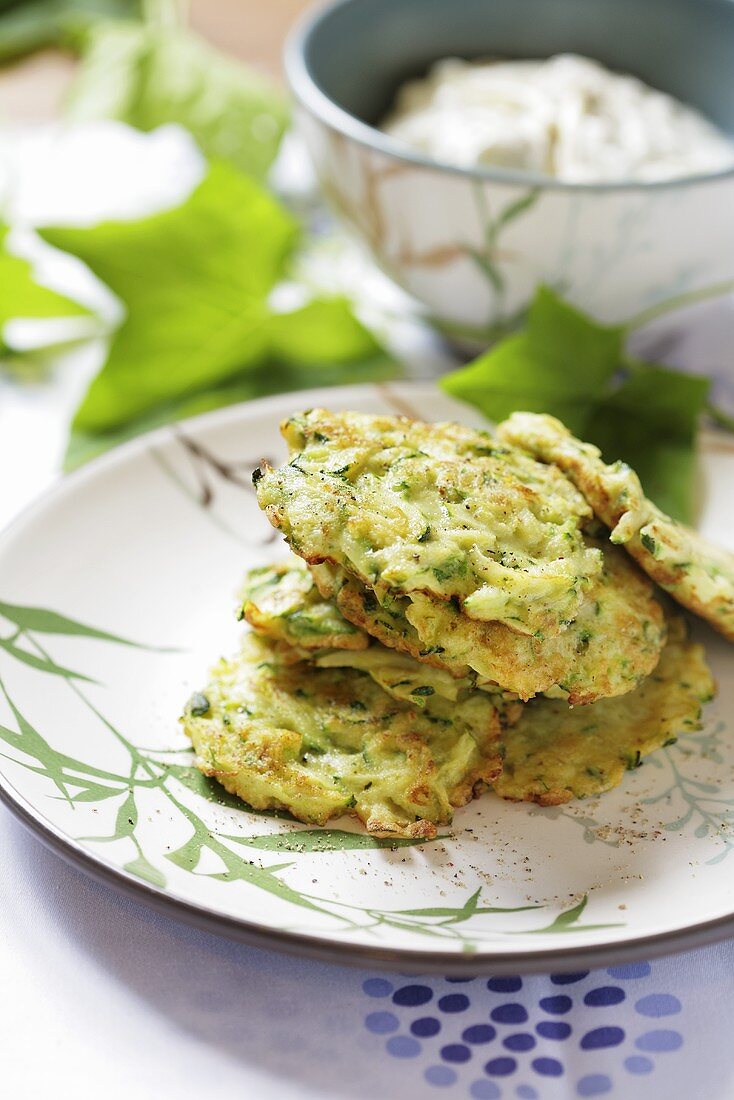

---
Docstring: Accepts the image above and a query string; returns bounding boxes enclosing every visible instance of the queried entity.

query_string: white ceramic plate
[1,382,733,973]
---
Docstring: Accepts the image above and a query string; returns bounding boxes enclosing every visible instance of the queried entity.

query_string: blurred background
[0,1,310,121]
[0,0,440,525]
[1,0,733,528]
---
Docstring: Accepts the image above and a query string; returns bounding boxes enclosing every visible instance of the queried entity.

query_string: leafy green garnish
[40,161,298,432]
[65,21,288,180]
[0,225,89,354]
[0,0,140,63]
[64,297,397,469]
[640,531,658,555]
[187,692,210,718]
[442,286,710,522]
[40,162,394,461]
[586,362,709,524]
[443,287,625,434]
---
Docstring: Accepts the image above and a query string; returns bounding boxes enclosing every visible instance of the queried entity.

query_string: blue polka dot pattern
[425,1065,456,1087]
[635,1029,683,1053]
[470,1082,500,1100]
[551,972,589,985]
[362,978,392,998]
[491,1003,528,1025]
[537,1021,572,1040]
[441,1044,471,1064]
[504,1033,535,1052]
[532,1057,564,1077]
[608,963,651,979]
[635,994,681,1017]
[584,986,625,1007]
[365,1011,399,1034]
[485,1056,517,1076]
[386,1035,421,1058]
[360,958,685,1095]
[411,1017,441,1038]
[487,976,522,993]
[393,985,432,1007]
[581,1026,625,1050]
[577,1073,612,1096]
[625,1055,654,1075]
[438,993,470,1013]
[539,995,572,1015]
[463,1024,496,1045]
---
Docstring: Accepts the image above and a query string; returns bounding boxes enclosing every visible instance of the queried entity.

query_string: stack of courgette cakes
[182,409,725,838]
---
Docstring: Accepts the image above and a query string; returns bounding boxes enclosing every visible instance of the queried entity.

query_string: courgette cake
[254,410,667,703]
[181,407,721,838]
[183,633,507,839]
[494,613,714,805]
[498,411,734,641]
[254,409,601,637]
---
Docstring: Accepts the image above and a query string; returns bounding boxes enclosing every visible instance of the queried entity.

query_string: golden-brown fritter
[498,412,734,641]
[494,615,714,805]
[255,408,601,638]
[182,634,504,839]
[240,559,368,652]
[313,543,666,704]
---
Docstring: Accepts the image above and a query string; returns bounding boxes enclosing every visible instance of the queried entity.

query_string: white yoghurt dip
[381,54,734,182]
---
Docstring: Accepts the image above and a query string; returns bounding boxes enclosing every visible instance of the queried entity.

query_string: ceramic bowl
[285,0,734,341]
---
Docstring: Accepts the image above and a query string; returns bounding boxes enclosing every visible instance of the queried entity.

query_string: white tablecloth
[3,810,734,1100]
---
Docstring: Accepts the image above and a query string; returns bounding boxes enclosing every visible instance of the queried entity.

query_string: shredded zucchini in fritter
[255,408,602,637]
[495,615,714,805]
[498,411,734,642]
[182,635,504,838]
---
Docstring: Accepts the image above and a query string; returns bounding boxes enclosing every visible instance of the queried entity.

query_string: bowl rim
[284,0,734,193]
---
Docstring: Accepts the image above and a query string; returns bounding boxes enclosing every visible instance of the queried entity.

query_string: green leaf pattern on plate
[0,597,644,947]
[2,595,732,945]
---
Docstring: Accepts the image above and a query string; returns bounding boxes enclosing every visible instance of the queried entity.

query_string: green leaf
[222,828,437,852]
[66,22,288,181]
[0,637,95,681]
[0,224,88,351]
[443,286,624,434]
[586,363,710,522]
[64,297,397,470]
[0,598,148,647]
[268,297,387,366]
[34,157,392,470]
[442,284,711,522]
[39,160,299,433]
[0,0,141,63]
